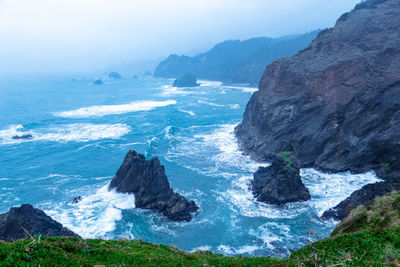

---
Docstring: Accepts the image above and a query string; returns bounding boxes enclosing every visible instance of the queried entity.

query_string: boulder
[109,150,198,221]
[251,153,310,205]
[0,204,79,241]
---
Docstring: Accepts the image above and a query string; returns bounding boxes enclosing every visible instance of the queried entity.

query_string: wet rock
[322,177,400,221]
[0,204,79,241]
[71,196,82,204]
[12,134,32,140]
[109,150,198,221]
[235,0,400,180]
[251,153,310,205]
[93,79,102,85]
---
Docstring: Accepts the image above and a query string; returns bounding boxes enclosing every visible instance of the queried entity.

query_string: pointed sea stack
[0,204,79,241]
[251,153,310,205]
[109,150,198,221]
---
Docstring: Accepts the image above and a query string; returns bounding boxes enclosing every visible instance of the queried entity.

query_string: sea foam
[54,100,177,118]
[46,185,135,238]
[0,123,130,144]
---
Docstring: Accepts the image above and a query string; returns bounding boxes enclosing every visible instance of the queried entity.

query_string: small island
[173,73,200,87]
[108,72,122,79]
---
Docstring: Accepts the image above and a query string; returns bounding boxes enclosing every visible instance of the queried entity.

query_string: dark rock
[251,153,310,205]
[93,79,102,85]
[235,0,400,180]
[0,204,79,241]
[108,72,122,79]
[132,75,138,79]
[322,177,400,221]
[12,134,32,140]
[71,196,82,204]
[173,73,199,88]
[109,150,198,221]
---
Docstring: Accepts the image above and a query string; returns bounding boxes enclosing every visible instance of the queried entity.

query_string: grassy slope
[1,228,400,266]
[332,190,400,236]
[2,191,400,266]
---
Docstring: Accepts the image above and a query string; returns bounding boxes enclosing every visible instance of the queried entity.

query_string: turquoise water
[0,74,379,256]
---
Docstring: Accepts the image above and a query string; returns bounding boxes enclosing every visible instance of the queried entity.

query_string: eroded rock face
[251,153,310,205]
[322,178,400,221]
[109,150,198,221]
[235,0,400,179]
[0,204,79,241]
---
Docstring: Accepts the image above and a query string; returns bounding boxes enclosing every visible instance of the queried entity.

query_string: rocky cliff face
[251,153,310,205]
[109,150,198,221]
[0,204,79,241]
[235,0,400,179]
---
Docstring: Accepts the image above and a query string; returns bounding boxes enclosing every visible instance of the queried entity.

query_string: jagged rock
[322,177,400,221]
[12,134,32,140]
[93,79,102,85]
[109,150,198,221]
[235,0,400,180]
[108,72,122,79]
[251,153,310,205]
[173,73,199,87]
[0,204,79,241]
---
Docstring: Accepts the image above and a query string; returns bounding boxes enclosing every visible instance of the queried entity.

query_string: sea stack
[173,73,199,87]
[109,150,198,221]
[251,153,310,205]
[0,204,79,241]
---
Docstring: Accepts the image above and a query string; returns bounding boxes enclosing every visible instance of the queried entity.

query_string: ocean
[0,73,380,257]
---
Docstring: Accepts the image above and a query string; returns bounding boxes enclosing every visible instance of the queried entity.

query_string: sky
[0,0,360,74]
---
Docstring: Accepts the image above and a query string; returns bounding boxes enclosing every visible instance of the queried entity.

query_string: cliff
[235,0,400,179]
[154,31,319,86]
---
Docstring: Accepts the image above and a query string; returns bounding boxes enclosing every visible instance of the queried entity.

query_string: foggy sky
[0,0,360,74]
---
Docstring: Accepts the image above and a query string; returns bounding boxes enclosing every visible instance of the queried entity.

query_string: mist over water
[0,75,379,256]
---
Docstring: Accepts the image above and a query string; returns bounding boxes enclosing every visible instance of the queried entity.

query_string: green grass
[1,228,400,266]
[291,227,400,266]
[279,151,294,169]
[332,190,400,236]
[0,237,290,266]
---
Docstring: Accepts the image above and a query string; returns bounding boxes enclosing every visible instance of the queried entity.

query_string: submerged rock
[322,177,400,221]
[173,73,199,88]
[109,150,198,221]
[71,196,82,204]
[0,204,79,241]
[235,0,400,180]
[12,134,32,140]
[251,153,310,205]
[93,79,103,85]
[108,72,122,79]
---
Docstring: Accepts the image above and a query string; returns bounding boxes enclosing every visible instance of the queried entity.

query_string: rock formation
[251,153,310,205]
[12,134,33,140]
[173,73,199,87]
[109,150,198,221]
[322,177,400,221]
[108,72,122,79]
[0,204,79,241]
[235,0,400,180]
[93,79,103,85]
